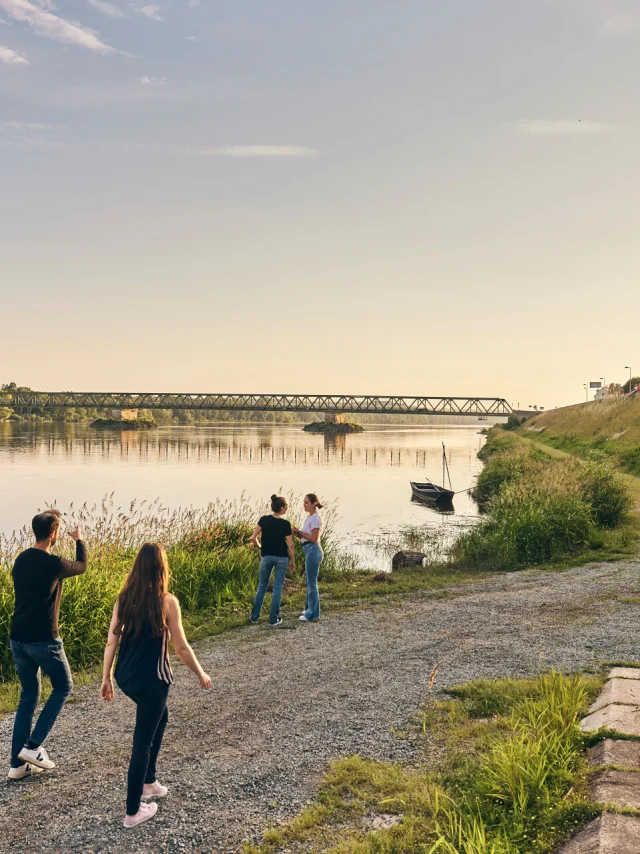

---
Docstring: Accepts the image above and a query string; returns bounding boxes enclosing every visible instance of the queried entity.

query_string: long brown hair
[306,493,324,510]
[116,543,170,641]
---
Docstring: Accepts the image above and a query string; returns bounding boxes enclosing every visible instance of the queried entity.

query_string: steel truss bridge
[0,391,512,418]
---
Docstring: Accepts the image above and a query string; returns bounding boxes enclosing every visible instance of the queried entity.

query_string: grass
[245,671,605,854]
[451,430,636,571]
[520,396,640,476]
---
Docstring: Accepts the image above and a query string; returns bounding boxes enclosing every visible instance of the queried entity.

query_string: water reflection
[0,422,479,473]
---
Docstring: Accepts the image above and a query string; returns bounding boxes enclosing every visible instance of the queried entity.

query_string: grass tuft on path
[246,671,604,854]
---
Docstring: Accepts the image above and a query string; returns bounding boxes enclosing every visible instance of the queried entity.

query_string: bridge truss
[0,392,511,417]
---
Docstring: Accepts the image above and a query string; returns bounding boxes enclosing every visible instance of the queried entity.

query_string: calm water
[0,423,485,569]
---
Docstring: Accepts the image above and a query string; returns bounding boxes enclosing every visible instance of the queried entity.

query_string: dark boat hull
[410,481,455,505]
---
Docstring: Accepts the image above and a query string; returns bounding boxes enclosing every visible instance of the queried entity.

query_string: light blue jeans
[251,555,289,624]
[10,639,73,767]
[303,543,323,621]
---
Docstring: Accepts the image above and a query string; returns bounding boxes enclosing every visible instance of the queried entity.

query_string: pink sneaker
[123,801,158,828]
[143,781,168,799]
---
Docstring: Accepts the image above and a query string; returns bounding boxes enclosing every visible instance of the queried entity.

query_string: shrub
[455,481,594,569]
[577,459,632,527]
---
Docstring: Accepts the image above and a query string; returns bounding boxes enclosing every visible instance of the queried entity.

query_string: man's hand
[198,671,212,689]
[68,525,82,541]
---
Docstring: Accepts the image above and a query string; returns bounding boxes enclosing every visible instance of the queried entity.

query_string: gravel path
[2,559,640,853]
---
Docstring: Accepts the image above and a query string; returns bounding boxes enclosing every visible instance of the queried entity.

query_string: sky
[1,0,639,410]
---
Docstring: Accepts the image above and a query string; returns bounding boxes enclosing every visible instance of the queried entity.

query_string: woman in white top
[293,494,324,622]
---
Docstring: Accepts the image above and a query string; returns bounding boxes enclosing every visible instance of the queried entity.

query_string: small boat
[410,443,455,507]
[410,481,455,505]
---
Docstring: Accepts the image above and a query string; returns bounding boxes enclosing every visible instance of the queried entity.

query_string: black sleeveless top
[115,623,173,695]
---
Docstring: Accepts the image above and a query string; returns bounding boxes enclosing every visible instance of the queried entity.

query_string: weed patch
[247,671,604,854]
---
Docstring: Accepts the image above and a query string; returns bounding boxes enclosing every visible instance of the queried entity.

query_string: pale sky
[1,0,639,409]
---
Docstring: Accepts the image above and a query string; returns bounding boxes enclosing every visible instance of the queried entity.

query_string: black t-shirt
[258,515,292,558]
[11,541,86,642]
[11,549,65,642]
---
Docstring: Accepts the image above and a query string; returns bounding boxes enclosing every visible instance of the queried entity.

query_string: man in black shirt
[8,510,87,781]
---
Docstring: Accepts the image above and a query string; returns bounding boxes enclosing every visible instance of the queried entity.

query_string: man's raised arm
[59,526,88,578]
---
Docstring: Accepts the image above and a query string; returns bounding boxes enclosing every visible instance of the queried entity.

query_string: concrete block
[559,813,640,853]
[609,667,640,680]
[581,704,640,736]
[590,679,640,713]
[591,770,640,810]
[589,739,640,770]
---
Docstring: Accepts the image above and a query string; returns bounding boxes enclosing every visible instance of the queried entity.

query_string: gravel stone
[1,558,640,853]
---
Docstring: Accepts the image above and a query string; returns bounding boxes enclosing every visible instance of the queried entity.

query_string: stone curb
[559,669,640,852]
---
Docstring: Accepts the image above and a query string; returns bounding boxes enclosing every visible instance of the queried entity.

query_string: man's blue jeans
[10,639,73,768]
[251,555,289,624]
[302,543,324,621]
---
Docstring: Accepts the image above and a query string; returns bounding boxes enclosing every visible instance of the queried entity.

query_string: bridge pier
[109,408,139,421]
[325,413,347,424]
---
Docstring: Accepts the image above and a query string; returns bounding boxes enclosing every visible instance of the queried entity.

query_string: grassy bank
[451,430,636,570]
[0,495,483,714]
[245,670,604,854]
[520,396,640,476]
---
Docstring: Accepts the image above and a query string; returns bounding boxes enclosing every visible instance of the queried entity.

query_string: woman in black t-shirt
[249,495,296,627]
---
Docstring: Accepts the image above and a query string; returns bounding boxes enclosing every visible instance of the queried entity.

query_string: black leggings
[124,682,170,816]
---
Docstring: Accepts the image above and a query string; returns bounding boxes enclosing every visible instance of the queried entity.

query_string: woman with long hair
[100,543,211,829]
[249,494,295,626]
[293,494,324,622]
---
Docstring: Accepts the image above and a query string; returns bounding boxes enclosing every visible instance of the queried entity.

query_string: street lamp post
[583,383,588,402]
[626,366,632,393]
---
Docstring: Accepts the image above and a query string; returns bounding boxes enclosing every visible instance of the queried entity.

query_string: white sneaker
[18,746,55,771]
[7,763,43,781]
[299,614,310,622]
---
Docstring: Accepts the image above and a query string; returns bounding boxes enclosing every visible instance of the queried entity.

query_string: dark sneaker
[269,617,283,627]
[249,617,259,624]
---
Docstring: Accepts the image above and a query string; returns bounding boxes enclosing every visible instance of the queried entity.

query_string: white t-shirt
[301,512,323,542]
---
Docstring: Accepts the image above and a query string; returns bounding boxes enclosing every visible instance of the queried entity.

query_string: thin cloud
[138,74,165,85]
[4,120,64,129]
[191,145,319,157]
[515,119,618,137]
[604,16,639,36]
[137,4,161,21]
[184,35,197,41]
[0,44,28,63]
[0,135,320,158]
[0,0,116,53]
[88,0,125,19]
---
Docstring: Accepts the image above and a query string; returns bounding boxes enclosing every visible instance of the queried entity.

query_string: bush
[577,459,632,527]
[455,482,594,568]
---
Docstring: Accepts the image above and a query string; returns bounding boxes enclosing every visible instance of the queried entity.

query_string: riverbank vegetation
[451,430,635,570]
[520,396,640,476]
[245,669,603,854]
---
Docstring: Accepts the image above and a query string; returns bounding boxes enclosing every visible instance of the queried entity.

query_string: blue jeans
[10,639,73,768]
[251,555,289,624]
[303,543,323,621]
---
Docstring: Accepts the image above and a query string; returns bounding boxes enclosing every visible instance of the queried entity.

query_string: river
[0,422,485,569]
